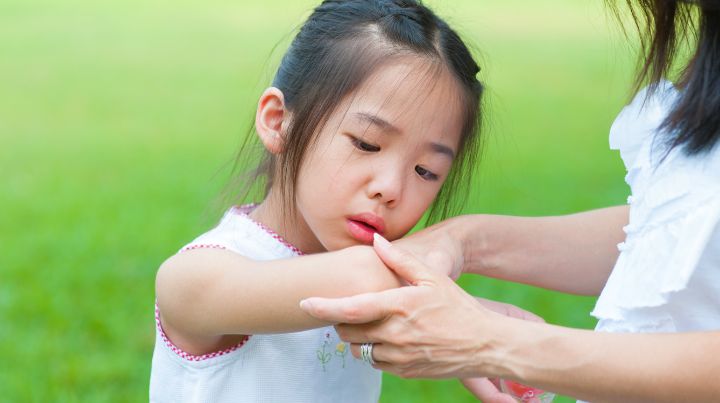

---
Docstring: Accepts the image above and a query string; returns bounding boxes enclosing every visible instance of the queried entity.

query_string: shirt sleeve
[609,80,677,174]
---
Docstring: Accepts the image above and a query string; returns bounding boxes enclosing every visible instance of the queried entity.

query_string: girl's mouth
[346,214,385,244]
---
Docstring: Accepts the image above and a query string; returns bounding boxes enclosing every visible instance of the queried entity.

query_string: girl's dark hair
[609,0,720,154]
[233,0,483,225]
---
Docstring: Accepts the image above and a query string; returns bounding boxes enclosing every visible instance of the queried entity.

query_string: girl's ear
[255,87,288,154]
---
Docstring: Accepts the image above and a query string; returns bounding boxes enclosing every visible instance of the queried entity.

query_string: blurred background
[1,0,638,401]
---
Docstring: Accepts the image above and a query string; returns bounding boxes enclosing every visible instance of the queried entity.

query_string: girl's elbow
[155,256,179,314]
[155,255,203,317]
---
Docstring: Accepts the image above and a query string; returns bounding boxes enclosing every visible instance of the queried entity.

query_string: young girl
[150,1,486,402]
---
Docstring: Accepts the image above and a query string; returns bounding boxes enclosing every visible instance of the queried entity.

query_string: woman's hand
[300,234,523,401]
[394,218,466,280]
[301,234,495,378]
[302,234,524,392]
[303,235,543,403]
[299,234,553,401]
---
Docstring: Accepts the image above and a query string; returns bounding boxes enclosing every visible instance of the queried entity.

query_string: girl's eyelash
[348,135,437,180]
[415,166,439,181]
[350,137,381,152]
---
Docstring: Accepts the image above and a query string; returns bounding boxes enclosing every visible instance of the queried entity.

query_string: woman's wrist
[442,214,501,276]
[484,317,601,399]
[453,307,533,380]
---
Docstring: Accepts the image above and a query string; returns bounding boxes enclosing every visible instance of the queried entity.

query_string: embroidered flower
[335,342,348,368]
[335,342,346,354]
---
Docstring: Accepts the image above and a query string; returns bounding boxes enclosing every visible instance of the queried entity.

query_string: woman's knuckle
[395,353,412,366]
[391,332,410,346]
[365,327,383,343]
[392,302,410,318]
[341,305,361,322]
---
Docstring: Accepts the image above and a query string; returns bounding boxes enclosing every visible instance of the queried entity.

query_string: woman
[299,1,720,401]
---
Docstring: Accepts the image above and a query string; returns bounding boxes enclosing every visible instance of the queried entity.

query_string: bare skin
[395,205,629,294]
[300,214,720,402]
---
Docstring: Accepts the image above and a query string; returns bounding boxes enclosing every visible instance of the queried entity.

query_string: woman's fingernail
[373,232,391,249]
[299,299,313,310]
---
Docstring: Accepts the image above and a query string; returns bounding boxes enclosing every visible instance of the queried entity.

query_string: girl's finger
[461,377,517,403]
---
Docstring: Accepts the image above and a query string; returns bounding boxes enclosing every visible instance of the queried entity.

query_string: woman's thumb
[373,233,435,286]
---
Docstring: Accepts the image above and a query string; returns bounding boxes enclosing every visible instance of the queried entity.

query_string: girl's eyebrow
[355,112,400,134]
[430,142,456,160]
[355,112,456,159]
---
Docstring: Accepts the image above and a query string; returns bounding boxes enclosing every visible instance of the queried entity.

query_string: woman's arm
[301,237,720,403]
[155,246,402,354]
[493,319,720,403]
[399,205,629,295]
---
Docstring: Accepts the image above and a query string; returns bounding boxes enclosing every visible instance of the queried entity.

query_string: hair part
[608,0,720,154]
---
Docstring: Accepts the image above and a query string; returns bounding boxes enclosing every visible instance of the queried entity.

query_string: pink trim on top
[157,204,301,361]
[180,243,227,252]
[232,204,305,255]
[155,303,250,362]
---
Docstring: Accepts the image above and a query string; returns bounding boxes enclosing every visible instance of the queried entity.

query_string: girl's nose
[367,168,404,207]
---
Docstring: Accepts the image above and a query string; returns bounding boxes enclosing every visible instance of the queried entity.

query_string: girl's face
[293,58,466,253]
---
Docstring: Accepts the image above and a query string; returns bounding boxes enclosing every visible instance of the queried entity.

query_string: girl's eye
[350,137,380,152]
[415,165,439,181]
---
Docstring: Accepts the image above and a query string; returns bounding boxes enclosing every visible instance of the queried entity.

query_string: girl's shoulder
[179,205,302,260]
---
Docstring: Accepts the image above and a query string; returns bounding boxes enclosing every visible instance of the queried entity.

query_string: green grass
[1,0,637,401]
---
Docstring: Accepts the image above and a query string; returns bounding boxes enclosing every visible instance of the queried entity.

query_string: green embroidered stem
[316,340,332,371]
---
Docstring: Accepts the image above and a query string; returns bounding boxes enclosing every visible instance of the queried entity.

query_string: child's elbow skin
[155,257,177,291]
[155,256,192,306]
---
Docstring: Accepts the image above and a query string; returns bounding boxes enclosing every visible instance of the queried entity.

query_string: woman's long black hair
[610,0,720,154]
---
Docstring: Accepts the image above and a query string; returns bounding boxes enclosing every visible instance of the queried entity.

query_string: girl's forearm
[156,246,401,337]
[488,317,720,402]
[447,205,629,295]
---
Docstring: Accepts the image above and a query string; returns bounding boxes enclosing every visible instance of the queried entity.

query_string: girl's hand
[461,378,517,403]
[466,297,546,402]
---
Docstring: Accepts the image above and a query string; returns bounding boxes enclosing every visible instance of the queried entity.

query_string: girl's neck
[248,191,326,254]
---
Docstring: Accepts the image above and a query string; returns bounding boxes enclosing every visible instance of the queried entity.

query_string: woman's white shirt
[592,80,720,333]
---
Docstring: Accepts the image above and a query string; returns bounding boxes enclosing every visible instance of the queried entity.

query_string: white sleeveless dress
[149,205,382,403]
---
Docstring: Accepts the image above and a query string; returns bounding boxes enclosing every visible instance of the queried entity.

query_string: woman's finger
[349,342,361,360]
[348,341,407,366]
[373,233,438,286]
[300,287,404,324]
[348,342,385,362]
